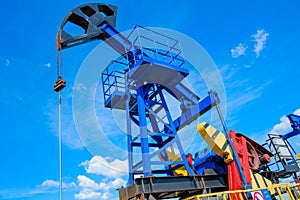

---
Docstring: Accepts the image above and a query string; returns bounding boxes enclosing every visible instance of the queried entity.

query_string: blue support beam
[284,130,300,140]
[136,90,151,177]
[157,87,195,175]
[101,23,135,55]
[171,91,219,132]
[283,114,300,139]
[127,84,203,182]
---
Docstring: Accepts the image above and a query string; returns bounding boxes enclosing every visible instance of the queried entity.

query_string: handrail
[184,183,300,200]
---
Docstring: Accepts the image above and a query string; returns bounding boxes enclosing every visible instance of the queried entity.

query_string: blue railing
[101,58,128,102]
[102,25,187,103]
[126,25,186,68]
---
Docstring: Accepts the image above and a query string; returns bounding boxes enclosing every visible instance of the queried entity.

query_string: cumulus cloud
[231,43,248,58]
[269,109,300,135]
[77,175,100,190]
[75,175,126,200]
[79,155,128,178]
[101,191,112,200]
[75,188,102,200]
[76,156,127,200]
[270,115,291,135]
[252,29,269,58]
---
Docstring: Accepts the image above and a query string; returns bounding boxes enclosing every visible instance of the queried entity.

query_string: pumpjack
[55,3,300,200]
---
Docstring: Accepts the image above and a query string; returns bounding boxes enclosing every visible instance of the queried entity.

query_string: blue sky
[0,0,300,200]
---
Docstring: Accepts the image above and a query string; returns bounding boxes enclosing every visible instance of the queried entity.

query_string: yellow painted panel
[197,122,233,163]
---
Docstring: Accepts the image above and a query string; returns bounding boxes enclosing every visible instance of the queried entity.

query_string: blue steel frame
[126,84,195,183]
[99,22,220,184]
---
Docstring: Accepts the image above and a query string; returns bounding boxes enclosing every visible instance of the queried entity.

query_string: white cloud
[101,191,112,200]
[75,188,102,200]
[229,28,269,60]
[42,180,60,188]
[231,43,248,58]
[106,177,126,189]
[270,115,291,134]
[79,155,128,178]
[77,175,100,190]
[0,188,52,199]
[75,175,126,200]
[76,156,127,200]
[219,64,239,81]
[269,109,300,135]
[5,59,10,66]
[0,56,10,67]
[42,179,77,189]
[227,80,272,110]
[0,179,76,199]
[74,82,87,91]
[252,29,269,58]
[44,62,51,68]
[220,64,272,125]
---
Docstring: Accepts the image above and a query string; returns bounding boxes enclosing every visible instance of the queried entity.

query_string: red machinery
[198,123,273,199]
[228,130,272,199]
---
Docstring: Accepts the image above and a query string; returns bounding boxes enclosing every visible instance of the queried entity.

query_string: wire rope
[56,50,63,200]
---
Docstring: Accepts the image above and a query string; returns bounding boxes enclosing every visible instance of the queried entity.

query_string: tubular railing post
[215,104,252,190]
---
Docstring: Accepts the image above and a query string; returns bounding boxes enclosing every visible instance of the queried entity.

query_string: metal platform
[102,55,196,110]
[104,91,136,110]
[102,25,191,110]
[118,174,227,200]
[128,56,189,89]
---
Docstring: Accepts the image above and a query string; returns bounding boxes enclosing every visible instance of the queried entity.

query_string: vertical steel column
[137,89,151,177]
[126,74,134,184]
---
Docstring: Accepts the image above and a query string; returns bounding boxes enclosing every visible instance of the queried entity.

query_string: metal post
[125,72,134,184]
[137,89,151,176]
[157,86,194,175]
[215,104,251,190]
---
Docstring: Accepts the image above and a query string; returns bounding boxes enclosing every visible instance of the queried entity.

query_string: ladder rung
[274,144,288,147]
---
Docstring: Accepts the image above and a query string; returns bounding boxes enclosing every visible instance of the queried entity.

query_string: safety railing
[126,25,186,68]
[101,58,128,102]
[102,25,188,104]
[183,183,300,200]
[262,134,300,182]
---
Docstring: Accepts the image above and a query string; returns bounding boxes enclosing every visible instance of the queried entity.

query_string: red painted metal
[186,153,193,169]
[227,130,253,199]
